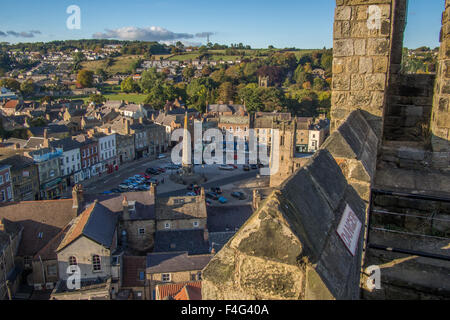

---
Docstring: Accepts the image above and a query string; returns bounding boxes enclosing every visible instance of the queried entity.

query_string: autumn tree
[77,70,94,88]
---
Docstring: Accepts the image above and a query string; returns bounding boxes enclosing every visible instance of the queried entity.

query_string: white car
[158,154,167,159]
[219,164,234,171]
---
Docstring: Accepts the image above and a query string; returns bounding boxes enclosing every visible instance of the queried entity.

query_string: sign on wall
[336,204,362,256]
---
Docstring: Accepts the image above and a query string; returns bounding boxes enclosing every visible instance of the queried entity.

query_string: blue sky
[0,0,445,49]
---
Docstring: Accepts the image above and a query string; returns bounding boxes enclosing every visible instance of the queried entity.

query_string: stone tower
[269,118,297,187]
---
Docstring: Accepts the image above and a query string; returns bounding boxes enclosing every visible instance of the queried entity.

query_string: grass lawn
[103,93,148,104]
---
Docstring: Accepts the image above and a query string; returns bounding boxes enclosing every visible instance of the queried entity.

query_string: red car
[157,167,166,173]
[138,173,151,179]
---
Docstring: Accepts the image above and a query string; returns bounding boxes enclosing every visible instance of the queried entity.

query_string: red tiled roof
[3,100,19,109]
[57,202,94,251]
[156,281,201,300]
[173,284,202,300]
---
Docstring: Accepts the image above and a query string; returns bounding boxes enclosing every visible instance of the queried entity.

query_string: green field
[81,55,144,75]
[103,93,148,104]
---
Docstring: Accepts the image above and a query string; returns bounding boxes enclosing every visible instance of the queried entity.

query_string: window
[193,221,199,228]
[164,222,171,229]
[197,272,202,280]
[6,186,11,200]
[47,264,57,276]
[0,175,3,185]
[139,271,145,281]
[161,273,171,282]
[92,255,101,271]
[0,190,5,202]
[5,172,10,182]
[69,256,77,266]
[191,274,196,281]
[138,228,145,235]
[38,232,43,239]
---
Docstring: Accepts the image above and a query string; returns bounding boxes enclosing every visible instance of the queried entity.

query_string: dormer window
[38,232,43,239]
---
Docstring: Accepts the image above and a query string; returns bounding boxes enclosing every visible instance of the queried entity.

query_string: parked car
[250,164,258,170]
[206,192,219,200]
[102,191,113,194]
[186,192,197,196]
[149,178,159,185]
[157,167,166,173]
[146,168,160,175]
[243,165,250,171]
[206,199,213,206]
[187,184,194,191]
[211,187,222,194]
[218,196,228,204]
[231,191,246,200]
[111,188,122,193]
[219,164,234,170]
[119,184,130,190]
[158,154,167,159]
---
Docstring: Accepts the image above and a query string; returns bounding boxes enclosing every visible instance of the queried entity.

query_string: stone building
[0,153,39,202]
[0,165,13,203]
[52,201,121,300]
[26,147,64,200]
[0,218,23,300]
[146,252,212,300]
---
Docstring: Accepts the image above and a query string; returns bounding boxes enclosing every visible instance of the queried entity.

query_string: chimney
[72,184,84,216]
[203,228,209,243]
[122,196,130,220]
[211,247,216,255]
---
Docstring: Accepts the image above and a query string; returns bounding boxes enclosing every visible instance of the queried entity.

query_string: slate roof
[206,205,253,232]
[209,231,235,253]
[156,196,207,221]
[57,201,118,251]
[153,230,210,255]
[0,154,35,171]
[33,224,70,261]
[24,137,45,149]
[0,199,75,256]
[84,191,155,221]
[147,252,213,274]
[49,137,82,152]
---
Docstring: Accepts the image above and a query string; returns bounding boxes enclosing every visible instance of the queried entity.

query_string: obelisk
[181,111,193,174]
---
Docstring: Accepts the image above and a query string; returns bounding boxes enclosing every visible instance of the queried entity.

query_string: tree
[96,68,108,81]
[182,66,195,80]
[20,79,35,96]
[0,78,20,92]
[313,77,327,91]
[218,82,234,103]
[72,51,86,64]
[89,94,106,104]
[121,77,140,93]
[77,70,94,88]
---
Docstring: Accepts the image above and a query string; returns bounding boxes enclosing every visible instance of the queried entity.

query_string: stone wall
[431,0,450,152]
[384,74,435,142]
[331,0,407,139]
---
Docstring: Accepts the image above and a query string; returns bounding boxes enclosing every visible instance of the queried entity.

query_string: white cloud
[92,26,194,41]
